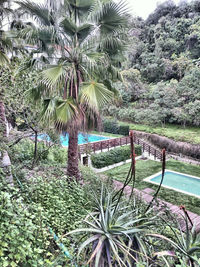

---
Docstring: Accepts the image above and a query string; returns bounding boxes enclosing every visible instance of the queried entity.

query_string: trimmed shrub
[118,125,130,136]
[91,145,141,169]
[103,119,129,136]
[103,119,119,134]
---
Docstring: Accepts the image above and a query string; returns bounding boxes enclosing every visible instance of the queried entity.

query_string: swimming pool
[38,133,111,146]
[144,170,200,198]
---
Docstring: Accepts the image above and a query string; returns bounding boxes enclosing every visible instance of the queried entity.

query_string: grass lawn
[117,120,200,144]
[104,159,200,215]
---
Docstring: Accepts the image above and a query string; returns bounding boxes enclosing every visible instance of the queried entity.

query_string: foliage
[10,139,67,165]
[0,188,61,266]
[22,176,91,234]
[91,145,141,169]
[103,0,200,130]
[155,219,200,266]
[0,167,93,266]
[103,118,130,135]
[119,125,130,136]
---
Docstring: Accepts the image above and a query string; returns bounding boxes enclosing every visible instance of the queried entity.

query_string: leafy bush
[0,190,53,266]
[103,118,130,135]
[118,125,130,136]
[10,139,67,165]
[0,171,92,266]
[91,145,141,169]
[117,107,136,122]
[23,176,91,234]
[103,119,119,134]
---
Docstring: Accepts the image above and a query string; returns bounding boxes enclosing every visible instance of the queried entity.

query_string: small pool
[144,170,200,198]
[37,133,111,146]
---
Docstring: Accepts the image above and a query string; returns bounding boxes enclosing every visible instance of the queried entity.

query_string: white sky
[13,0,188,19]
[123,0,182,18]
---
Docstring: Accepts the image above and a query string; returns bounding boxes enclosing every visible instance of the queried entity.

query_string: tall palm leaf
[17,0,129,180]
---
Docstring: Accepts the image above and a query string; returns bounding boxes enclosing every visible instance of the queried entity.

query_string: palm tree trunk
[67,127,81,181]
[0,96,14,186]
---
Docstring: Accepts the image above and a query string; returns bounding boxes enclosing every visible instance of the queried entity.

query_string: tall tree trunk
[0,98,7,138]
[31,129,38,169]
[67,127,81,181]
[0,96,14,186]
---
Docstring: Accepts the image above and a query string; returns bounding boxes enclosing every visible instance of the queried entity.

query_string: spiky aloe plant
[65,186,155,267]
[149,211,200,267]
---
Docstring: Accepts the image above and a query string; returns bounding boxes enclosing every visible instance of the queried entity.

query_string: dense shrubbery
[0,189,53,266]
[10,139,67,165]
[103,119,130,135]
[103,118,119,134]
[91,145,141,169]
[0,169,93,266]
[105,70,200,127]
[24,176,90,233]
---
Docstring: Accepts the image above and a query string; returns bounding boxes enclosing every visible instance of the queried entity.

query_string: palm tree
[17,0,129,181]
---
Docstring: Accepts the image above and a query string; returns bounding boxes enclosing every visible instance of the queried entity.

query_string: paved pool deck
[113,180,200,233]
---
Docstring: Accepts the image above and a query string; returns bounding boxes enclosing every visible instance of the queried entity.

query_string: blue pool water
[146,171,200,197]
[38,133,110,146]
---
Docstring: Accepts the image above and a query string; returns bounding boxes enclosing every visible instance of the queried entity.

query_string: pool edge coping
[143,169,200,199]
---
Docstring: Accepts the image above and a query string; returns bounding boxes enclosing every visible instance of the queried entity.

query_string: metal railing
[78,135,163,161]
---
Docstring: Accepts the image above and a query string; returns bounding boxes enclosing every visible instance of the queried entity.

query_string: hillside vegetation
[104,0,200,135]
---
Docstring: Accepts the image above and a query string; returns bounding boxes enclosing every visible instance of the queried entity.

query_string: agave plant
[16,0,130,180]
[65,186,156,267]
[150,212,200,267]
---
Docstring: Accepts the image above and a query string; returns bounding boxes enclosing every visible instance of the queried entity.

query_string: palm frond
[0,50,9,65]
[42,64,66,88]
[55,98,78,126]
[95,0,129,35]
[68,0,95,15]
[16,0,55,26]
[80,81,113,111]
[77,24,94,43]
[60,17,77,38]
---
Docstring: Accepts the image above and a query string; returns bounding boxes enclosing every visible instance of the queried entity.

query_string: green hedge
[91,145,141,169]
[118,125,129,136]
[103,119,129,136]
[103,119,119,134]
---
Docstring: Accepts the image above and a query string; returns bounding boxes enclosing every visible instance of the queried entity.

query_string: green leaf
[42,65,65,88]
[80,81,113,111]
